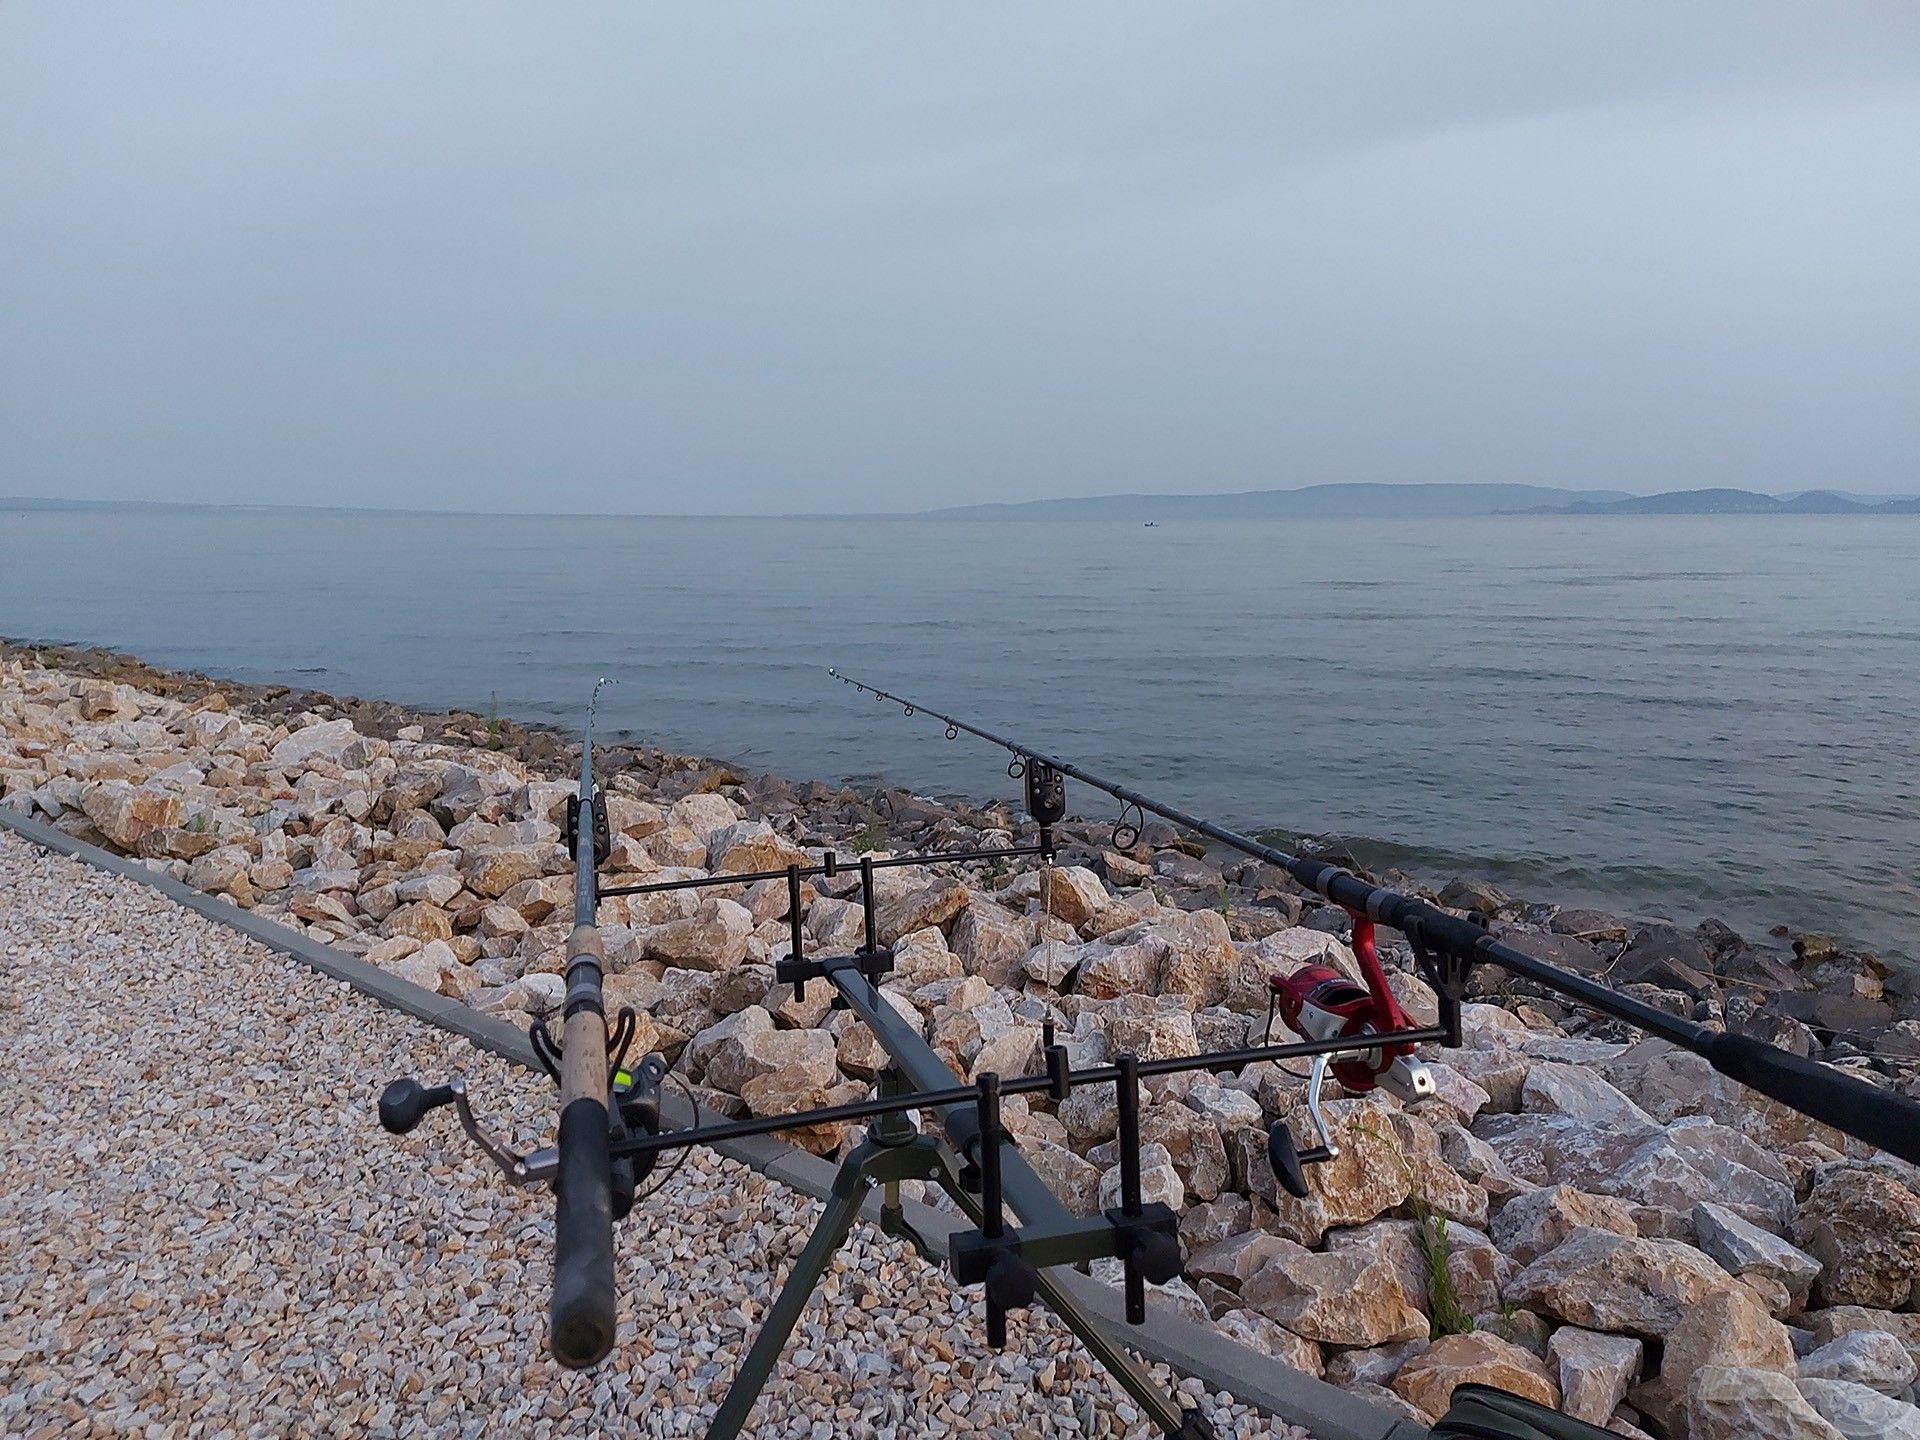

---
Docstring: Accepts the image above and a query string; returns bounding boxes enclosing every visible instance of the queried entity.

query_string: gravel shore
[0,829,1304,1440]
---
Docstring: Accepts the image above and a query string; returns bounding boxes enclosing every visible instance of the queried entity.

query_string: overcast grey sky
[2,3,1917,514]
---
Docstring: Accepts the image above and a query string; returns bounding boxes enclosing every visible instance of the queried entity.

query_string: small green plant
[852,815,888,854]
[1486,1300,1522,1341]
[1409,1196,1474,1339]
[1355,1116,1476,1340]
[189,813,208,834]
[485,691,502,749]
[1218,885,1232,920]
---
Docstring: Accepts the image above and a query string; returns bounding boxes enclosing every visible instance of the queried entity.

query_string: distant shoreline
[5,481,1918,521]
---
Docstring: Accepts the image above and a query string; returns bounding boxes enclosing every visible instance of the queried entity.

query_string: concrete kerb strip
[0,805,1426,1440]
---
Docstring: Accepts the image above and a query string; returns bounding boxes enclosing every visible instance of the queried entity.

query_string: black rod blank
[828,668,1920,1169]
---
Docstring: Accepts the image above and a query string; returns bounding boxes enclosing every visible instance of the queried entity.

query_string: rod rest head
[774,947,895,1002]
[1105,1203,1184,1285]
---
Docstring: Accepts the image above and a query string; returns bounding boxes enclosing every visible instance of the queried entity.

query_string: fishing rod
[379,678,670,1371]
[376,681,1444,1437]
[828,667,1920,1169]
[376,670,1917,1440]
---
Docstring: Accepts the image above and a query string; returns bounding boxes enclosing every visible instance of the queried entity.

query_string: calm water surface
[3,508,1915,963]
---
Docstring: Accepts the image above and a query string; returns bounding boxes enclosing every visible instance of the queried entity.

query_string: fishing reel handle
[378,1077,457,1134]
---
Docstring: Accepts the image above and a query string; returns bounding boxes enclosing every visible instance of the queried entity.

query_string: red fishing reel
[1264,913,1435,1197]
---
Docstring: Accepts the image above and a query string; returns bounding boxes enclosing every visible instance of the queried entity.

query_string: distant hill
[1564,488,1919,515]
[929,483,1634,520]
[930,482,1920,519]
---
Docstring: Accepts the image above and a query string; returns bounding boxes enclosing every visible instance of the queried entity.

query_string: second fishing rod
[828,667,1920,1169]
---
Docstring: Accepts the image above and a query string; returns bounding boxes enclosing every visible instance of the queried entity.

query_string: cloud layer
[3,2,1917,512]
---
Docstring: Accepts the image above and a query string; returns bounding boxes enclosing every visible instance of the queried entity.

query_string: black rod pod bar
[827,667,1920,1170]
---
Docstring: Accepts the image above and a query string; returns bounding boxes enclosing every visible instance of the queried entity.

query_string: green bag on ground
[1428,1385,1621,1439]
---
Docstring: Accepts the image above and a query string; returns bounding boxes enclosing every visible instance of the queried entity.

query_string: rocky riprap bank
[5,642,1920,1440]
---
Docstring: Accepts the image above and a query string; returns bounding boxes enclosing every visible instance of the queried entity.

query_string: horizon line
[7,480,1915,521]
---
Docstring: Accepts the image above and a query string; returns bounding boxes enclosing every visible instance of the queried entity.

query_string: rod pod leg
[704,1161,872,1440]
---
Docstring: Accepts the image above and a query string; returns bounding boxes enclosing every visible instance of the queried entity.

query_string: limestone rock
[498,875,570,924]
[643,899,754,972]
[267,718,361,768]
[1240,1239,1428,1347]
[1810,1307,1920,1363]
[891,926,961,985]
[1504,1228,1736,1338]
[1434,1121,1534,1205]
[81,781,185,849]
[1548,1327,1643,1426]
[739,1076,864,1155]
[1038,866,1110,928]
[604,793,664,838]
[389,939,471,999]
[1376,1106,1489,1229]
[1392,1332,1558,1416]
[185,844,251,897]
[968,1023,1040,1083]
[1326,1216,1510,1323]
[1219,928,1350,1013]
[683,1006,775,1081]
[383,901,453,943]
[1178,1194,1252,1254]
[1798,1329,1919,1396]
[1795,1379,1920,1440]
[1183,1080,1263,1135]
[1442,1046,1529,1114]
[1695,1201,1822,1314]
[1492,1185,1639,1268]
[1240,1098,1409,1242]
[1150,908,1236,1007]
[1323,1339,1429,1388]
[705,820,809,874]
[666,792,741,846]
[1057,1077,1139,1150]
[1022,1139,1102,1217]
[363,934,422,967]
[1106,1004,1199,1063]
[1074,941,1160,1000]
[1653,1286,1795,1434]
[1475,1111,1794,1232]
[1422,1062,1492,1124]
[702,1028,838,1096]
[1188,1231,1299,1293]
[1521,1061,1655,1127]
[875,880,970,946]
[1213,1308,1322,1377]
[394,869,464,907]
[949,899,1032,986]
[645,824,708,869]
[1794,1163,1920,1309]
[1603,1037,1852,1153]
[1021,939,1081,989]
[464,846,548,899]
[1688,1367,1845,1440]
[1097,1142,1185,1213]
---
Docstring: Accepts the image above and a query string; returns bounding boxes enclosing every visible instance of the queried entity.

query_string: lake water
[3,506,1915,964]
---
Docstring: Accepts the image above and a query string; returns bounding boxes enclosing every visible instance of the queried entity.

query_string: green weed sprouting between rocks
[1353,1116,1476,1340]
